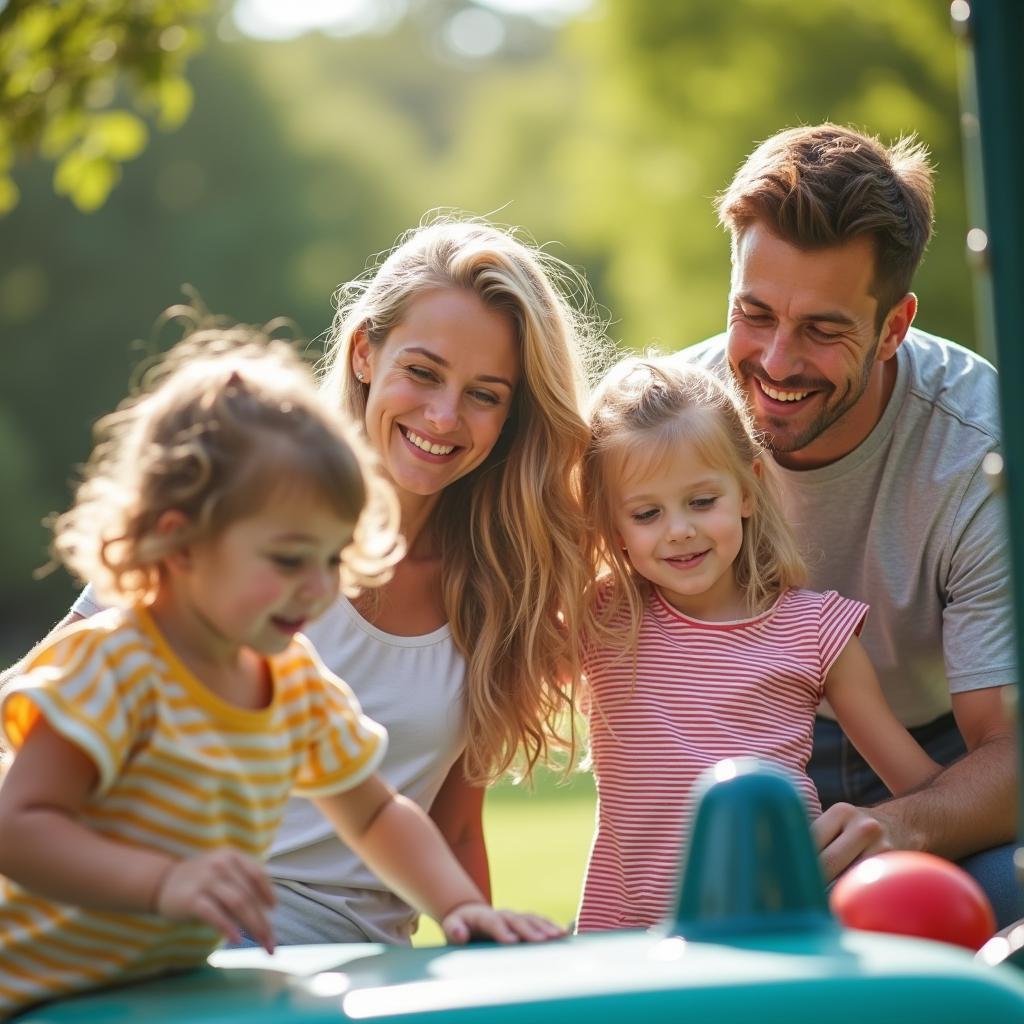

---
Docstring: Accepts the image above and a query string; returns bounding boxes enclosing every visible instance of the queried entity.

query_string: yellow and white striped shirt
[0,606,386,1014]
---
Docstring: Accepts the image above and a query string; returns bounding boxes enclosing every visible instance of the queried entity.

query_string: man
[682,123,1019,925]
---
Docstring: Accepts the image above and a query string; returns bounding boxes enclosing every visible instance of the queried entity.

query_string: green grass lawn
[414,769,596,946]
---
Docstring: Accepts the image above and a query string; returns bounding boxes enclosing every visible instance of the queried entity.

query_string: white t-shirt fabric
[70,585,467,944]
[678,327,1014,726]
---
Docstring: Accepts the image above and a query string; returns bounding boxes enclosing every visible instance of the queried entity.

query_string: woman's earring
[355,370,366,383]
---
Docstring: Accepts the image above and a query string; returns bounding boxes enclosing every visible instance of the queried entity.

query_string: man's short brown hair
[716,123,934,325]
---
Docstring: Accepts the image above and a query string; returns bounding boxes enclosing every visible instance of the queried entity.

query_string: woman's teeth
[405,429,455,455]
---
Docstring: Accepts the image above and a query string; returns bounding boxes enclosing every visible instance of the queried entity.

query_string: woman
[9,215,604,944]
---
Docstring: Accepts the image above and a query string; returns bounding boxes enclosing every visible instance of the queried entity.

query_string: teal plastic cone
[666,757,835,940]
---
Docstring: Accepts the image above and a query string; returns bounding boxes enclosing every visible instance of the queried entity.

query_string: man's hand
[441,901,566,945]
[155,849,277,953]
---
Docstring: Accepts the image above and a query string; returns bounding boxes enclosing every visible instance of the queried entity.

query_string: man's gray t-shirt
[679,327,1014,726]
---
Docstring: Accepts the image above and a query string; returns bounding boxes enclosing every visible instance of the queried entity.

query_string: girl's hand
[155,849,277,953]
[441,901,566,945]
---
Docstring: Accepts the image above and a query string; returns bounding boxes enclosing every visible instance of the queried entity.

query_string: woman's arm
[0,717,276,949]
[313,776,560,944]
[429,755,491,901]
[823,635,942,796]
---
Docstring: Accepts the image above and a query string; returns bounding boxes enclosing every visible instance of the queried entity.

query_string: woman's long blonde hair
[319,215,606,783]
[582,356,806,653]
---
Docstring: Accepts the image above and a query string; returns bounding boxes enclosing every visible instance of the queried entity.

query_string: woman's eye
[407,365,436,381]
[470,389,500,405]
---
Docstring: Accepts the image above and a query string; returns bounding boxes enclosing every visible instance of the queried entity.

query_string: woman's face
[353,288,520,499]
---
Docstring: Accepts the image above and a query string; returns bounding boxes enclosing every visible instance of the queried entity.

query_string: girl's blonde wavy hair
[319,215,606,783]
[53,323,403,608]
[582,356,806,654]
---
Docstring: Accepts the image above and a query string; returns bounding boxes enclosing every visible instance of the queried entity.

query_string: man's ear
[878,292,917,362]
[156,509,192,571]
[351,326,372,384]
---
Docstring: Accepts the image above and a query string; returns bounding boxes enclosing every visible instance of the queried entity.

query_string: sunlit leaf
[3,64,36,99]
[39,110,87,159]
[0,175,19,214]
[69,156,118,212]
[10,5,58,52]
[90,110,148,160]
[155,76,194,129]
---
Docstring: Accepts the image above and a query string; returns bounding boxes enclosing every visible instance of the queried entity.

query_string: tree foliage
[0,0,210,213]
[0,0,973,655]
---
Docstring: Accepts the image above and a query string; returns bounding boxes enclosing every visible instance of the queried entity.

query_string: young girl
[0,327,561,1015]
[575,356,941,933]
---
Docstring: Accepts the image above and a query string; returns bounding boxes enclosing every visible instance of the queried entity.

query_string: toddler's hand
[441,902,566,945]
[155,849,277,953]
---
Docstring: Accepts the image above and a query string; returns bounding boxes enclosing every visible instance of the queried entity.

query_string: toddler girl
[575,356,940,932]
[0,326,561,1015]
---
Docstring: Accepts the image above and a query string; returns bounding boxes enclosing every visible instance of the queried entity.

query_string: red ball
[830,850,997,951]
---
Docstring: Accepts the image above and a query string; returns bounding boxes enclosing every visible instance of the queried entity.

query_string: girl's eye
[691,497,718,509]
[631,508,659,523]
[270,554,304,571]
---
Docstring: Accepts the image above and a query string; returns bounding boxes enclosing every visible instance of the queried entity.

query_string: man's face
[726,223,902,470]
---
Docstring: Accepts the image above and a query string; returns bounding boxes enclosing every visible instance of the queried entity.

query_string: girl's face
[171,489,354,658]
[352,288,520,501]
[612,438,754,622]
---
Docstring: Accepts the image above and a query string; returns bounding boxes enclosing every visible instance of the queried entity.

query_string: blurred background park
[0,0,977,939]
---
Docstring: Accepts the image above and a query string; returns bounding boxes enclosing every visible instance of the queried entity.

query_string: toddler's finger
[193,893,242,945]
[234,853,276,908]
[444,917,469,945]
[229,890,275,954]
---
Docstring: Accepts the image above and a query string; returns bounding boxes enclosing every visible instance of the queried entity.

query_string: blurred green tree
[0,0,211,213]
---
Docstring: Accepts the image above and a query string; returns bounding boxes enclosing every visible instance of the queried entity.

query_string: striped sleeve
[818,590,870,677]
[1,623,145,794]
[288,638,387,798]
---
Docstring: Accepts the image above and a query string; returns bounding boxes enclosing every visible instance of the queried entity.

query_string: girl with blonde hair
[575,355,940,932]
[0,328,561,1015]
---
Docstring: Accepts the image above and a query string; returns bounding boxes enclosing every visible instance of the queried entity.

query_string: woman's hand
[155,849,277,953]
[441,901,566,944]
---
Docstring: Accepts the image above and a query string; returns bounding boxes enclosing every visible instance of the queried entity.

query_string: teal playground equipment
[19,758,1024,1022]
[16,2,1024,1019]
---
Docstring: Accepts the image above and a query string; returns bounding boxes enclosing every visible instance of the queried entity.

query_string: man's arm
[814,685,1016,879]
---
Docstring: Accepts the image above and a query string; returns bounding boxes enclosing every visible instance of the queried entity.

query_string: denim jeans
[808,713,1022,929]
